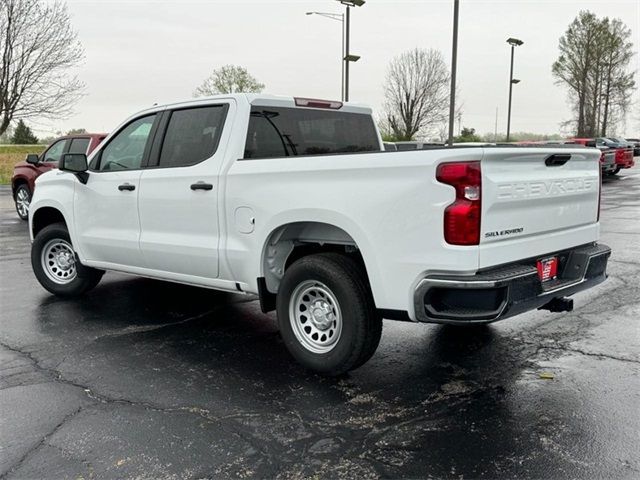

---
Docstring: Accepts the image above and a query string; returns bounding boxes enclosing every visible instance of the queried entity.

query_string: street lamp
[506,37,523,142]
[306,12,345,100]
[447,0,460,147]
[336,0,365,102]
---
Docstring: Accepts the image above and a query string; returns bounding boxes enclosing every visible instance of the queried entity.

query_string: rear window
[243,107,379,159]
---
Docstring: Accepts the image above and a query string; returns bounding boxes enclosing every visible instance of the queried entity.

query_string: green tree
[453,127,482,143]
[194,65,265,96]
[11,120,38,144]
[552,11,635,136]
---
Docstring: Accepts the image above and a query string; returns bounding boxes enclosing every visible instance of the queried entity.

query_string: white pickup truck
[29,94,611,375]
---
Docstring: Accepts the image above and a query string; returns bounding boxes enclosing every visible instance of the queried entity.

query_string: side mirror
[60,153,89,184]
[25,154,40,165]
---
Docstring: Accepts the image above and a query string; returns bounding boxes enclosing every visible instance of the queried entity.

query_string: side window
[158,105,227,168]
[97,115,156,171]
[42,140,68,164]
[68,138,91,154]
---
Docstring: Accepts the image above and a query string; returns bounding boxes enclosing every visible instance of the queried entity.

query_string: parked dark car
[624,138,640,156]
[11,133,107,220]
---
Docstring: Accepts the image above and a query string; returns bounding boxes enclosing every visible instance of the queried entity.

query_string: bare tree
[0,0,84,137]
[194,65,264,97]
[552,11,635,136]
[382,48,450,141]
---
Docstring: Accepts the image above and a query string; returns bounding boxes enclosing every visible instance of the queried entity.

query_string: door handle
[191,182,213,191]
[118,183,136,191]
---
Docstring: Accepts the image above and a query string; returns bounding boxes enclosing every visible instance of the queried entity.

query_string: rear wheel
[276,253,382,376]
[31,222,103,297]
[14,184,31,221]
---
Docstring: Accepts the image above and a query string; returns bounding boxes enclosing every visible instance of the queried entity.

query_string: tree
[0,0,85,138]
[454,127,482,143]
[0,123,12,143]
[11,119,38,143]
[552,11,635,136]
[194,65,265,97]
[381,48,450,141]
[66,128,87,135]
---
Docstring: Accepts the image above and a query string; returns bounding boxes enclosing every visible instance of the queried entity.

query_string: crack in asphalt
[521,339,640,365]
[0,407,84,480]
[0,308,274,477]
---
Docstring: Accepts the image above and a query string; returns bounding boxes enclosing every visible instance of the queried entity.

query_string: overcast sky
[38,0,640,138]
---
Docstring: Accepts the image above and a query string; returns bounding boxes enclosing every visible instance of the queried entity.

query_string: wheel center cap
[311,302,333,330]
[57,253,73,270]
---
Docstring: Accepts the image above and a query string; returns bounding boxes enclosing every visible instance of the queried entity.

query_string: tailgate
[479,147,600,269]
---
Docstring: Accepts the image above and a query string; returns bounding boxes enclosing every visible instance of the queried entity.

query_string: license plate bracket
[537,256,558,282]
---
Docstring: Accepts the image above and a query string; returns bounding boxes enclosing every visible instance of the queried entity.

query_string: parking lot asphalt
[0,172,639,480]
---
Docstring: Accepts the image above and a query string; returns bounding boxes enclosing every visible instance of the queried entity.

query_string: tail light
[436,161,482,245]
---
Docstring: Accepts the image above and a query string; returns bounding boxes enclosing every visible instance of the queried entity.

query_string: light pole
[506,37,523,142]
[447,0,459,147]
[337,0,365,102]
[306,12,345,100]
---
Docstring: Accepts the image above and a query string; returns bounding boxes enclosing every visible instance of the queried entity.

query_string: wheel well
[11,178,27,199]
[32,207,66,237]
[262,222,367,295]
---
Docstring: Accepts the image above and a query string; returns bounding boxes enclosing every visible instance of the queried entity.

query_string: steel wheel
[16,187,30,219]
[41,239,77,284]
[289,280,343,354]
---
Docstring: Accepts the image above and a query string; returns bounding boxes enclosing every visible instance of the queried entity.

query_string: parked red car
[595,137,634,173]
[566,138,617,175]
[11,133,107,220]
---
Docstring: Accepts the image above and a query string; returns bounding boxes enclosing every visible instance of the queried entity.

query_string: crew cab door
[74,114,159,267]
[138,102,231,278]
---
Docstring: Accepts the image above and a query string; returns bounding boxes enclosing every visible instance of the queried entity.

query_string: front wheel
[31,222,103,297]
[14,184,31,221]
[276,253,382,376]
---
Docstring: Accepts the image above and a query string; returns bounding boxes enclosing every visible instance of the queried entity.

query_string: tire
[276,253,382,376]
[14,184,31,221]
[31,222,103,297]
[608,166,622,175]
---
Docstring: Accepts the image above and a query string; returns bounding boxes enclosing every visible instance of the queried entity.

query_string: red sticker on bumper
[537,257,558,282]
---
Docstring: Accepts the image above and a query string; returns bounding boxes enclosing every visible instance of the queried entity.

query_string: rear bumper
[615,153,634,168]
[414,243,611,324]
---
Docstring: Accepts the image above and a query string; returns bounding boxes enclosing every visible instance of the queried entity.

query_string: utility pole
[447,0,459,147]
